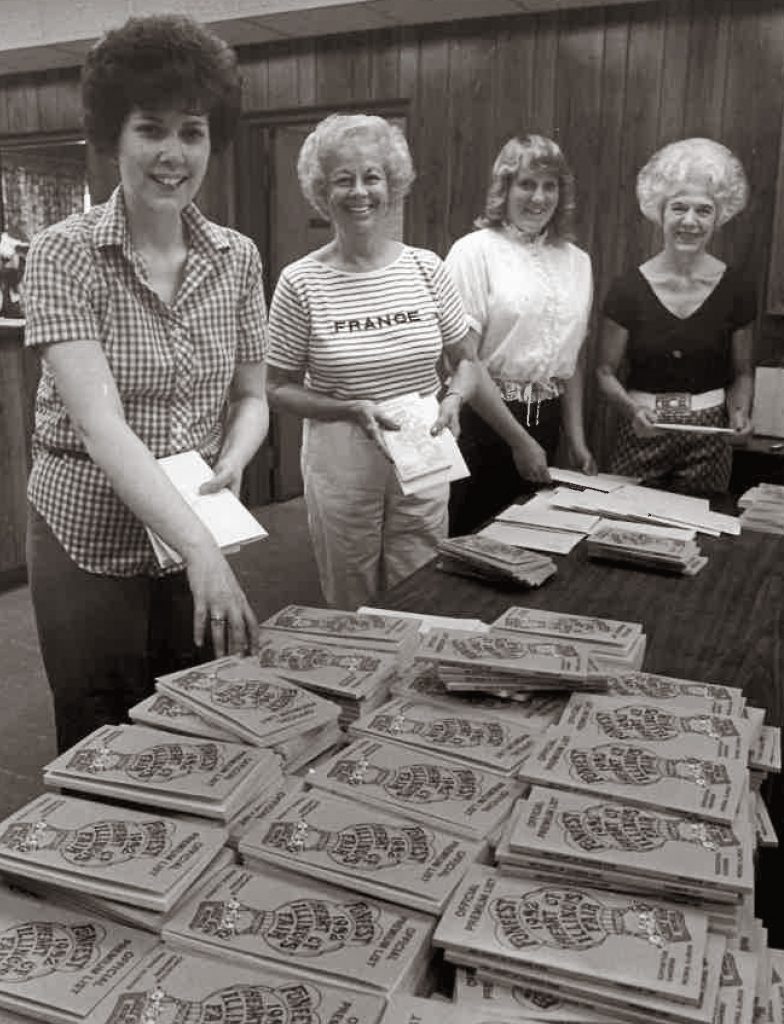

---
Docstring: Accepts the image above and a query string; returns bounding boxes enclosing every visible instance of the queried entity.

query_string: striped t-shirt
[267,245,469,401]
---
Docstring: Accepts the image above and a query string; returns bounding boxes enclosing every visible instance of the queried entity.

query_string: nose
[348,175,368,195]
[681,206,698,226]
[158,132,185,164]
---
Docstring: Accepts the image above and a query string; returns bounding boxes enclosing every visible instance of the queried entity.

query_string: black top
[602,266,757,392]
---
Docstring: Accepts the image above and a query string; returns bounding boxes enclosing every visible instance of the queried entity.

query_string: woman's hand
[186,542,258,657]
[199,454,244,497]
[728,408,753,444]
[569,443,597,475]
[430,393,462,438]
[510,436,551,484]
[350,399,401,458]
[630,406,660,439]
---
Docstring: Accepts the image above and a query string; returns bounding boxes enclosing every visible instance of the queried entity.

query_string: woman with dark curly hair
[446,134,595,535]
[24,15,269,750]
[597,138,755,494]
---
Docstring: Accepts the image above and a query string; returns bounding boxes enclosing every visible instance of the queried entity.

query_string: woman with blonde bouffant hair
[597,137,755,494]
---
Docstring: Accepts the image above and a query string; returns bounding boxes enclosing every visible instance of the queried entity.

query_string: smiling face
[661,187,717,255]
[506,162,559,237]
[117,107,211,218]
[323,138,390,237]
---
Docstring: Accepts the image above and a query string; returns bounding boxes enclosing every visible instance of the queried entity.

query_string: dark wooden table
[380,527,784,940]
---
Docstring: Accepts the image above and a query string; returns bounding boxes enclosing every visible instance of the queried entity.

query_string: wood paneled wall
[2,0,784,464]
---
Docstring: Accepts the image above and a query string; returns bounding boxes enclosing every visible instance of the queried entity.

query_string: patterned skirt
[610,405,732,495]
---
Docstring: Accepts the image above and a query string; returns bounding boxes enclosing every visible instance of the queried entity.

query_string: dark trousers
[26,504,213,753]
[448,398,562,536]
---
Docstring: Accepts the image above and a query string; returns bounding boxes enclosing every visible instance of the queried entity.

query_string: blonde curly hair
[636,138,748,227]
[297,113,415,219]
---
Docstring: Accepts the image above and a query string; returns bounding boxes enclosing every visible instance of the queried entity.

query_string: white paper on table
[146,450,267,568]
[479,520,583,555]
[495,501,600,534]
[654,423,735,436]
[379,391,469,494]
[547,468,641,491]
[358,606,490,635]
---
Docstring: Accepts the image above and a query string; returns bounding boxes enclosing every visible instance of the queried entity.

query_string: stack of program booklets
[515,721,748,825]
[452,964,608,1022]
[238,788,482,915]
[585,521,708,575]
[389,659,569,730]
[738,483,784,534]
[82,945,386,1024]
[262,603,422,667]
[416,625,601,693]
[602,670,745,717]
[434,863,726,1024]
[162,863,434,996]
[495,785,754,935]
[0,884,159,1024]
[0,792,227,912]
[492,606,647,673]
[129,692,238,741]
[155,653,342,769]
[436,534,557,587]
[306,735,523,841]
[378,390,469,495]
[348,696,542,776]
[41,723,282,822]
[256,628,398,726]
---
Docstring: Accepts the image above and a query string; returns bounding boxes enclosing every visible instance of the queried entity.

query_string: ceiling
[0,0,658,76]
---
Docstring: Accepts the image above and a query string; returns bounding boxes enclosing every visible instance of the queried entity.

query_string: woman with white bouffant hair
[597,137,756,494]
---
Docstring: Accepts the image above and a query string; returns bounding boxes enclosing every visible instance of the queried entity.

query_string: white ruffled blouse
[444,226,593,398]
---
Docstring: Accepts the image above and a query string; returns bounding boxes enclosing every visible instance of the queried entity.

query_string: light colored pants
[302,418,448,609]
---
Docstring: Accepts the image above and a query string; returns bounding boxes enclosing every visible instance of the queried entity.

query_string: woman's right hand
[186,542,258,658]
[510,435,552,484]
[630,406,660,439]
[349,399,401,458]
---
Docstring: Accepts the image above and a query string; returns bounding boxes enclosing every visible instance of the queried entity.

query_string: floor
[0,496,323,822]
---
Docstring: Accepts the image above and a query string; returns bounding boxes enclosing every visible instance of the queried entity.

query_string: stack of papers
[416,626,602,693]
[42,723,282,822]
[435,534,557,587]
[496,785,754,933]
[0,886,158,1024]
[162,863,434,995]
[378,391,469,495]
[238,788,482,915]
[307,735,523,841]
[434,864,723,1024]
[348,697,542,776]
[155,653,342,770]
[0,793,227,912]
[492,606,647,673]
[603,670,745,716]
[262,603,421,667]
[738,483,784,534]
[586,521,707,575]
[83,946,386,1024]
[256,629,398,726]
[146,450,267,569]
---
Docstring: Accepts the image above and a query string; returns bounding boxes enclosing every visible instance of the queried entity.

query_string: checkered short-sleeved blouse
[24,187,269,577]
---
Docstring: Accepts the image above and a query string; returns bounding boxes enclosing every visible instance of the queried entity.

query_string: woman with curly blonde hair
[445,134,595,535]
[597,137,756,494]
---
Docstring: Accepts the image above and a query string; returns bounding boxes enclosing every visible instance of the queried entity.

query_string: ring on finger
[210,614,226,624]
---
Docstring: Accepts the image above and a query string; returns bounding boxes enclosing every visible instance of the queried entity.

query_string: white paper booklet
[547,469,642,491]
[378,392,469,494]
[479,521,583,556]
[146,450,267,568]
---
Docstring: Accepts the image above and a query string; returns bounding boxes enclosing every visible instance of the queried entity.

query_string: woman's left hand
[199,455,244,497]
[728,409,753,444]
[570,443,597,475]
[431,394,462,438]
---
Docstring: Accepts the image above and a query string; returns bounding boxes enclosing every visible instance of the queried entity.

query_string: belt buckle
[655,393,690,417]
